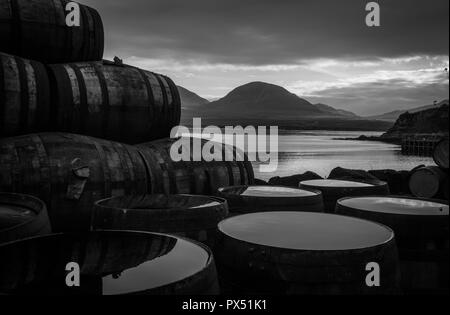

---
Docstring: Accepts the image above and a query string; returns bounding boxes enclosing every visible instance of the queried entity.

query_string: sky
[83,0,449,116]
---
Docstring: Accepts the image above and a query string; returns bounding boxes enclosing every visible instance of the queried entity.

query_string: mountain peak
[227,81,295,97]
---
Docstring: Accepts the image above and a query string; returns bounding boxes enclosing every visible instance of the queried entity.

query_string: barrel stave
[47,62,181,144]
[0,133,149,231]
[336,196,449,294]
[92,194,229,248]
[0,0,104,63]
[0,52,50,137]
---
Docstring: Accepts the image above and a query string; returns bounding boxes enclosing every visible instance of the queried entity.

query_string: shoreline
[333,135,401,145]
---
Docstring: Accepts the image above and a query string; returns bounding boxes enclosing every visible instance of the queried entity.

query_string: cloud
[81,0,449,116]
[84,0,449,65]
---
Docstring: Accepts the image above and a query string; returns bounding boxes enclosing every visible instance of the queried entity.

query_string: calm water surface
[252,130,434,181]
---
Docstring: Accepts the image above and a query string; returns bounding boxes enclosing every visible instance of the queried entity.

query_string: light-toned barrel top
[190,201,222,209]
[301,179,374,188]
[219,212,393,251]
[339,197,449,216]
[240,186,318,197]
[103,238,209,295]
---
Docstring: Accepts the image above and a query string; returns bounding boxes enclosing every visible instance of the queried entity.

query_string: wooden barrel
[409,166,448,199]
[0,52,50,138]
[46,61,181,144]
[216,185,324,214]
[92,194,229,248]
[0,193,51,244]
[336,196,449,294]
[136,137,255,195]
[368,169,412,195]
[0,0,103,63]
[299,179,390,213]
[215,212,400,295]
[0,133,149,232]
[0,231,219,295]
[433,139,449,170]
[0,134,254,232]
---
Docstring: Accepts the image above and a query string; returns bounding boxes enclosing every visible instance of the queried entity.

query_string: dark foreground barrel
[0,133,149,231]
[409,166,448,199]
[215,212,400,295]
[93,195,229,248]
[47,61,181,143]
[433,139,449,170]
[336,196,449,294]
[0,193,51,244]
[299,179,390,213]
[0,52,50,138]
[0,231,219,295]
[216,186,324,214]
[0,0,104,63]
[137,137,255,195]
[0,134,254,231]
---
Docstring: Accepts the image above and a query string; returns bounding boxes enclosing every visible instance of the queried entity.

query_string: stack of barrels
[0,0,253,295]
[0,0,448,296]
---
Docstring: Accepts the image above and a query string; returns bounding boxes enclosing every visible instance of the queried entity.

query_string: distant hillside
[196,82,360,119]
[315,103,359,118]
[367,100,449,122]
[180,81,391,131]
[177,86,210,108]
[382,104,449,139]
[199,82,322,119]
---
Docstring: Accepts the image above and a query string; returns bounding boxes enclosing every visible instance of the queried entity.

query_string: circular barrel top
[301,179,375,188]
[102,236,209,295]
[0,231,213,295]
[218,212,394,251]
[95,194,225,212]
[220,186,319,198]
[338,197,449,216]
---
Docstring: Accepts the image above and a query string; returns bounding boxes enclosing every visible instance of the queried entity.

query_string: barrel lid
[95,194,225,212]
[0,231,212,295]
[301,179,374,188]
[102,236,209,295]
[338,196,449,216]
[219,186,319,198]
[218,212,394,251]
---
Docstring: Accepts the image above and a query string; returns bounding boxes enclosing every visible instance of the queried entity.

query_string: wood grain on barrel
[93,194,229,248]
[0,0,104,63]
[0,134,255,232]
[136,138,255,195]
[409,166,447,199]
[215,212,400,295]
[47,62,181,144]
[0,53,50,138]
[0,133,149,231]
[336,196,449,294]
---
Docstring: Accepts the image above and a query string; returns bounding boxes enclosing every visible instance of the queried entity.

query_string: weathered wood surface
[1,54,181,144]
[0,134,254,231]
[0,0,104,63]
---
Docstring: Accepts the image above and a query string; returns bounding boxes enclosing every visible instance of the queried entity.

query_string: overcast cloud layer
[83,0,449,115]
